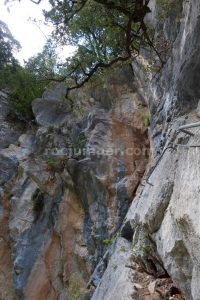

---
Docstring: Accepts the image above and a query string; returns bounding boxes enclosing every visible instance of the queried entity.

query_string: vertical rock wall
[92,1,200,299]
[1,0,200,299]
[0,67,149,299]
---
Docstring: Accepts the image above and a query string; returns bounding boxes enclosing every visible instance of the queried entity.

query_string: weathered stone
[132,225,166,278]
[3,1,200,296]
[32,97,70,127]
[148,280,157,294]
[90,238,138,300]
[0,154,18,186]
[0,63,150,299]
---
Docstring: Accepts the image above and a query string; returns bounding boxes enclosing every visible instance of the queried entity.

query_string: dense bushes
[0,19,60,120]
[0,65,47,119]
[0,20,47,120]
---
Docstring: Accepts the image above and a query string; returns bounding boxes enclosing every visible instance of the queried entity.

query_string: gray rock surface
[92,1,200,299]
[0,67,150,299]
[90,238,140,300]
[1,1,200,299]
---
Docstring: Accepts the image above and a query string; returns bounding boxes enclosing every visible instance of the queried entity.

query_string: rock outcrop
[1,0,200,299]
[93,0,200,299]
[0,66,149,299]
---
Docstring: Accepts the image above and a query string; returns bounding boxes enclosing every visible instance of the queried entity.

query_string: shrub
[144,114,150,127]
[68,133,86,151]
[46,157,65,172]
[32,188,44,220]
[47,158,62,171]
[102,232,121,247]
[47,125,54,133]
[0,65,46,120]
[102,239,113,246]
[68,274,86,300]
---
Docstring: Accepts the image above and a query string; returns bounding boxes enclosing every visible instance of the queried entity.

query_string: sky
[0,0,75,64]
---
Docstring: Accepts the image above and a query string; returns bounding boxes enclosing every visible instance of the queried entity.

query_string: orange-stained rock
[24,258,57,300]
[59,189,90,284]
[0,180,16,300]
[0,67,150,299]
[23,188,89,300]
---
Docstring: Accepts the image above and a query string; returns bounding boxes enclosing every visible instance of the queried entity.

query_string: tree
[25,38,61,79]
[0,19,21,69]
[5,0,163,98]
[1,66,46,119]
[44,0,163,96]
[0,20,49,120]
[0,39,61,119]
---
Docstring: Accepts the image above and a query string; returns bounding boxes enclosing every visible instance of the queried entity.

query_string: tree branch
[141,21,165,66]
[66,55,132,97]
[26,0,164,98]
[93,0,131,16]
[64,0,89,24]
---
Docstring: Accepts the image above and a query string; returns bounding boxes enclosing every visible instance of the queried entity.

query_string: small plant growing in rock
[47,157,64,172]
[102,239,113,247]
[68,133,86,150]
[144,114,150,127]
[103,232,121,247]
[32,188,44,221]
[68,274,82,300]
[47,125,54,133]
[143,245,151,257]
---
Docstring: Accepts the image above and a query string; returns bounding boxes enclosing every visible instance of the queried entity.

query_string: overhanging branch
[23,0,164,99]
[65,55,132,97]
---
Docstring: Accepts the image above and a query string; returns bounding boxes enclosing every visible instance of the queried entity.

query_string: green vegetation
[25,39,61,79]
[68,133,86,151]
[102,239,113,247]
[2,0,166,115]
[44,0,164,96]
[0,65,46,119]
[156,0,184,21]
[103,232,121,247]
[0,20,20,69]
[68,274,85,300]
[0,21,62,120]
[143,245,151,257]
[47,157,63,172]
[32,188,44,220]
[4,0,164,100]
[144,114,150,127]
[47,125,54,133]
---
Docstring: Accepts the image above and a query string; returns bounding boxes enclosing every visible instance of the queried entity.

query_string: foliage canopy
[5,0,163,97]
[0,20,21,69]
[43,0,163,96]
[0,22,57,119]
[2,0,165,118]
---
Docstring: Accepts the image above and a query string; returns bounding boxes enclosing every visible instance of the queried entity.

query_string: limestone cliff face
[93,0,200,299]
[0,67,149,299]
[0,0,200,299]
